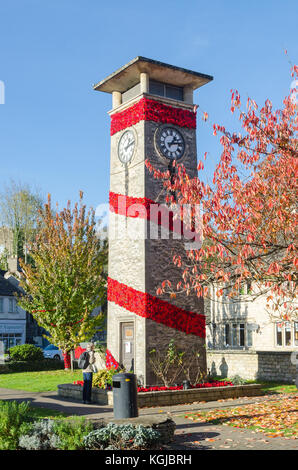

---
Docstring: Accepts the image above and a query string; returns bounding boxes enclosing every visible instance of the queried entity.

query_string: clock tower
[94,57,213,385]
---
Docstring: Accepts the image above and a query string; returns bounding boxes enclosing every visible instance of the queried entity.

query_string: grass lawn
[0,369,296,396]
[183,394,298,439]
[0,370,83,392]
[26,405,71,419]
[213,376,297,395]
[254,381,297,395]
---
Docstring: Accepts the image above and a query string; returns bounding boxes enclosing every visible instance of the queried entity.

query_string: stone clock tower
[94,57,213,385]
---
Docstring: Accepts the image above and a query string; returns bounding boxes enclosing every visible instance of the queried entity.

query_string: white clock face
[118,130,135,164]
[158,127,185,160]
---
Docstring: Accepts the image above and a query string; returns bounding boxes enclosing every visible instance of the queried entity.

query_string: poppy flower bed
[137,381,233,392]
[73,380,233,392]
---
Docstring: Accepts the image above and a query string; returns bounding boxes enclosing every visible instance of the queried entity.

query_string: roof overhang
[93,56,213,93]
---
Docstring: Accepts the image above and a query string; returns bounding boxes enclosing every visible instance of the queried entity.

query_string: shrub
[0,401,32,450]
[229,375,246,385]
[19,419,61,450]
[19,417,94,450]
[149,339,185,387]
[8,344,44,362]
[53,417,94,450]
[84,423,161,450]
[0,358,64,373]
[149,341,209,386]
[92,368,124,389]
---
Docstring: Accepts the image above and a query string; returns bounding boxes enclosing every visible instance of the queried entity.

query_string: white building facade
[206,286,298,382]
[0,275,26,351]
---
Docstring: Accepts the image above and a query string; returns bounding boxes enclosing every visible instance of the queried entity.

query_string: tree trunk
[70,350,74,372]
[63,351,71,370]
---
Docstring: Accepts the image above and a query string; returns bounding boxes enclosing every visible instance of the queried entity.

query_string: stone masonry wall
[207,350,297,382]
[207,350,259,380]
[256,351,297,383]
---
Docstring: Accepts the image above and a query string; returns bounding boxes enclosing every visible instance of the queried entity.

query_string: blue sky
[0,0,297,212]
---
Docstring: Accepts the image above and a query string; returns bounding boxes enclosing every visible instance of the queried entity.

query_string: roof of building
[0,270,22,297]
[93,56,213,94]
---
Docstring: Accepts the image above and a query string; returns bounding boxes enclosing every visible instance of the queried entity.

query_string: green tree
[0,248,9,270]
[17,192,108,369]
[0,180,43,263]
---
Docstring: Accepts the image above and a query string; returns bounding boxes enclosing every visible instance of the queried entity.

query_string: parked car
[43,344,63,361]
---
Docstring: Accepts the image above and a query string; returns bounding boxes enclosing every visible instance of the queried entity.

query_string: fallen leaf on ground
[183,394,298,439]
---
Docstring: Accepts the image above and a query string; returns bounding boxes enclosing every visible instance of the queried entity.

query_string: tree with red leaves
[147,66,297,322]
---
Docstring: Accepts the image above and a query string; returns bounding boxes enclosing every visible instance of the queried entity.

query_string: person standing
[82,342,96,404]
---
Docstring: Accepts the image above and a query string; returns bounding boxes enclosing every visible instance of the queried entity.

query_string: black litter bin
[112,373,138,419]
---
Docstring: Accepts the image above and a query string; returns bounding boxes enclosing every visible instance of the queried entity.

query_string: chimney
[7,256,20,273]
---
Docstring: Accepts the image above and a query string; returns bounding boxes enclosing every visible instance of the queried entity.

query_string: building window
[276,322,296,347]
[239,323,245,347]
[224,324,230,346]
[247,327,253,347]
[0,333,22,352]
[276,324,283,346]
[0,298,3,313]
[224,322,253,348]
[231,323,238,346]
[9,299,15,313]
[149,80,184,101]
[285,322,291,346]
[212,323,216,345]
[149,80,164,96]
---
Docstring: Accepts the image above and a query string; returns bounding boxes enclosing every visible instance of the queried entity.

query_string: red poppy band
[110,97,196,136]
[108,277,205,338]
[109,191,198,239]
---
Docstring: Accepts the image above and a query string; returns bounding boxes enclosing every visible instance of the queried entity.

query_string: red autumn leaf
[148,64,298,323]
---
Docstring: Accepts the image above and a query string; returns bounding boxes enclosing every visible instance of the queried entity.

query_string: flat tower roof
[93,56,213,93]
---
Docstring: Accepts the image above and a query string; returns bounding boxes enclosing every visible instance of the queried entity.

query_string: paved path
[0,387,297,450]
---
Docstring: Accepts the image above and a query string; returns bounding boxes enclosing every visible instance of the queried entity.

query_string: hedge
[0,359,66,373]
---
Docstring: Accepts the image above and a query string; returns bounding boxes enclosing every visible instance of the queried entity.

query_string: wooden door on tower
[120,322,134,372]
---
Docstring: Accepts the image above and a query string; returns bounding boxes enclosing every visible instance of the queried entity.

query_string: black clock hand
[168,138,182,150]
[125,141,134,151]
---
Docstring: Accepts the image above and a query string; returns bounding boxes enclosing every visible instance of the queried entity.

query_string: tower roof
[93,56,213,94]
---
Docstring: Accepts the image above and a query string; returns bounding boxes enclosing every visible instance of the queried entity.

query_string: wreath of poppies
[110,97,196,136]
[108,277,205,338]
[106,348,120,370]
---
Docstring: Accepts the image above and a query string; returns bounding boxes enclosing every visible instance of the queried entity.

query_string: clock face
[118,130,135,164]
[157,127,185,160]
